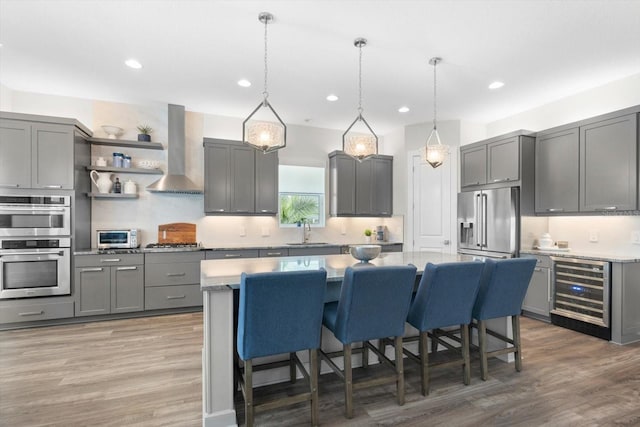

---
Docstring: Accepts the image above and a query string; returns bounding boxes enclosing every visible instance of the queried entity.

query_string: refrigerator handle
[482,193,488,248]
[475,193,482,247]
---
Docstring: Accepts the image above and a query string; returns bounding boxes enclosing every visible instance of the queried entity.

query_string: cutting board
[158,223,196,244]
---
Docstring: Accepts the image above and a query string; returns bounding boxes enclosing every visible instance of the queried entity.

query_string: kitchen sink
[286,242,330,245]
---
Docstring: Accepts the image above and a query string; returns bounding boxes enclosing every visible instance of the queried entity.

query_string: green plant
[364,228,372,237]
[279,195,318,225]
[137,124,153,135]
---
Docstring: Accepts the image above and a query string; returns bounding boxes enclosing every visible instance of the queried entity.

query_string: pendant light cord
[432,60,437,130]
[263,17,269,102]
[358,42,363,115]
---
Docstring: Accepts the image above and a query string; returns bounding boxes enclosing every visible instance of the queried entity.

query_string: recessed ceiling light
[326,94,339,102]
[125,59,142,69]
[237,79,251,87]
[488,81,504,90]
[398,106,410,113]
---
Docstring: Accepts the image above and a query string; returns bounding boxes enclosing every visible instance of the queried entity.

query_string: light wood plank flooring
[1,313,640,426]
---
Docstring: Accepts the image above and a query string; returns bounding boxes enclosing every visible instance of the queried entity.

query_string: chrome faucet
[302,219,311,243]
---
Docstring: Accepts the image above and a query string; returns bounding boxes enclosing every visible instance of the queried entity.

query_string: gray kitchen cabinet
[460,144,487,187]
[0,119,75,189]
[0,296,75,325]
[204,138,278,215]
[580,114,637,212]
[487,137,520,184]
[75,254,144,316]
[381,243,403,253]
[144,251,204,310]
[520,254,550,321]
[535,127,580,214]
[329,151,393,217]
[205,249,260,260]
[288,246,341,256]
[259,248,289,257]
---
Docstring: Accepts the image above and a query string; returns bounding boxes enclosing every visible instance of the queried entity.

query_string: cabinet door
[331,154,356,215]
[460,145,487,187]
[32,123,74,189]
[204,143,230,213]
[372,157,393,216]
[487,137,519,184]
[355,159,374,215]
[535,128,579,213]
[111,265,144,313]
[522,266,550,319]
[255,150,278,214]
[230,145,255,213]
[580,114,638,211]
[75,267,110,316]
[0,119,32,189]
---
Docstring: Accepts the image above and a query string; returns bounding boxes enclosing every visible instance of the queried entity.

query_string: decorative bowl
[349,244,382,263]
[102,125,123,139]
[136,160,161,169]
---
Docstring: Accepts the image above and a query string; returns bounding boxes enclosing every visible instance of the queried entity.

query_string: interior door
[410,152,452,254]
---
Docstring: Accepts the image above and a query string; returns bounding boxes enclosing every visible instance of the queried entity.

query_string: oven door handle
[0,251,65,257]
[0,206,67,212]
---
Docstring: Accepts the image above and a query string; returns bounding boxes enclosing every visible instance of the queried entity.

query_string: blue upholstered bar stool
[319,264,417,419]
[401,261,485,395]
[472,258,537,381]
[236,268,327,427]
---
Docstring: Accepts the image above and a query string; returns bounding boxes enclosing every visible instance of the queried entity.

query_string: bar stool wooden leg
[431,329,438,353]
[395,336,405,405]
[290,352,297,383]
[344,343,354,418]
[478,320,489,381]
[310,349,319,426]
[245,360,254,427]
[363,342,369,368]
[513,315,522,372]
[461,324,471,385]
[419,331,430,396]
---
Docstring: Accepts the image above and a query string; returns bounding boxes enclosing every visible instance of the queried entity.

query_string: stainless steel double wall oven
[0,195,71,299]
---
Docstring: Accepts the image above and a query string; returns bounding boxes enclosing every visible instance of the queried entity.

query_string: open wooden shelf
[86,166,163,175]
[87,137,164,150]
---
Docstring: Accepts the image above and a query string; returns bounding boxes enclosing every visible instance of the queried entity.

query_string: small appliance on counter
[375,225,387,242]
[97,229,139,249]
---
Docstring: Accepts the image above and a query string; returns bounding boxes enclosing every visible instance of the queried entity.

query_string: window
[279,165,325,227]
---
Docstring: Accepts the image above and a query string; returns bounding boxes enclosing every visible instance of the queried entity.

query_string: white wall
[0,83,13,111]
[10,89,94,127]
[487,72,640,256]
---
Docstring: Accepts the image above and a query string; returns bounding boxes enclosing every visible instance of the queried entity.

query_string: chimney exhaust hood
[146,104,203,194]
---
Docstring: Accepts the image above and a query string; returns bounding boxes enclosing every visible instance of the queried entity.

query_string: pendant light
[242,12,286,153]
[342,37,378,162]
[422,57,449,168]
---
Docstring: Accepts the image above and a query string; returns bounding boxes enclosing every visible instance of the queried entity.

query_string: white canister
[539,233,554,248]
[124,180,137,194]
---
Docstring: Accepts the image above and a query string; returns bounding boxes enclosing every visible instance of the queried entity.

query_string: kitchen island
[200,251,502,427]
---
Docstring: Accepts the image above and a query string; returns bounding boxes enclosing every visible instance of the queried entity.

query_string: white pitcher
[90,170,113,193]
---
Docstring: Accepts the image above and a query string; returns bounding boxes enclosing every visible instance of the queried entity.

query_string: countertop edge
[520,249,640,263]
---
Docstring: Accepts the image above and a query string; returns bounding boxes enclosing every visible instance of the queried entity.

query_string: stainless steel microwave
[96,229,139,249]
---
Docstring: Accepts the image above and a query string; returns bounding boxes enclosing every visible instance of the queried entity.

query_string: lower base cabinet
[144,251,204,310]
[521,254,551,320]
[0,297,75,324]
[75,254,144,316]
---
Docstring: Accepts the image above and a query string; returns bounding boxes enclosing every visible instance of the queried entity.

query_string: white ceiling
[1,0,640,134]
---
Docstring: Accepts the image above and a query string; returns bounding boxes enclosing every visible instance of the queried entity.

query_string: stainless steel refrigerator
[457,187,519,258]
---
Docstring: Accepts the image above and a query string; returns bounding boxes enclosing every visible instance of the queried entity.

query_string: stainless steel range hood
[147,104,202,194]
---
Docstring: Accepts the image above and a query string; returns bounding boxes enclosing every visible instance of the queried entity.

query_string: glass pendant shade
[421,128,448,168]
[242,100,286,153]
[343,114,378,161]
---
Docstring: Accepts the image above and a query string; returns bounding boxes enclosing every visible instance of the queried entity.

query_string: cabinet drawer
[259,248,289,257]
[75,254,143,267]
[206,249,260,260]
[144,251,204,264]
[288,246,341,256]
[520,254,551,268]
[0,300,74,324]
[381,243,403,253]
[145,262,201,286]
[145,284,203,310]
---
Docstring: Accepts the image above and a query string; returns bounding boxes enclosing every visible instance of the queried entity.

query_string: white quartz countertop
[520,249,640,263]
[201,251,473,290]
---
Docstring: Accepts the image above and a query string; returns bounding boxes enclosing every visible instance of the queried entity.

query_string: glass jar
[112,152,124,168]
[123,155,131,168]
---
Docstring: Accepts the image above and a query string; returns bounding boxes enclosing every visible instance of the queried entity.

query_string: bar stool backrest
[333,265,417,344]
[407,261,485,331]
[237,268,328,360]
[472,258,537,321]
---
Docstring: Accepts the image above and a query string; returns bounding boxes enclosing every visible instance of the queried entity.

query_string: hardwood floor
[1,313,640,426]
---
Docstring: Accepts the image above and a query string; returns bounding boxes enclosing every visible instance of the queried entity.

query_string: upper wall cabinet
[0,118,80,190]
[460,131,535,191]
[329,151,393,217]
[535,108,639,214]
[203,138,278,215]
